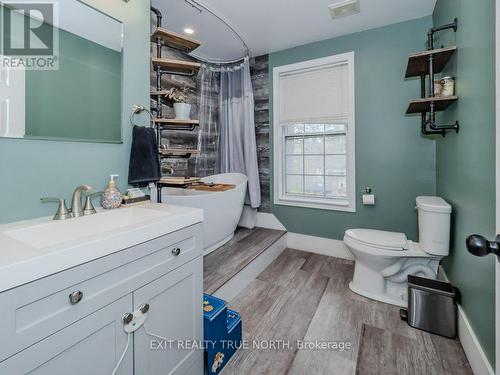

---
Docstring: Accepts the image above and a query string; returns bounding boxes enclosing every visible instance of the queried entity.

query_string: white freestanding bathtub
[160,173,248,255]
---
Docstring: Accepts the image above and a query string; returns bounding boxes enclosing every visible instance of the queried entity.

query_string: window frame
[272,52,356,212]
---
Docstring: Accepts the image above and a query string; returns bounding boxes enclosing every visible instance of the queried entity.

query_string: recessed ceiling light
[184,28,195,35]
[329,0,361,20]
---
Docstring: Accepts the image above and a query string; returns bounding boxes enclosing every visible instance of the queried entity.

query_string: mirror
[0,0,123,143]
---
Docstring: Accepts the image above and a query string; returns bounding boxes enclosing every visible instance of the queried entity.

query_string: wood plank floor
[204,227,287,295]
[225,249,473,375]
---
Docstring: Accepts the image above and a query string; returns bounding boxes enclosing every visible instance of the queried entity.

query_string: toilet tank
[416,196,452,256]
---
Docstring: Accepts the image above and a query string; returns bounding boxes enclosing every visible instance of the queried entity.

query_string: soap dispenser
[101,174,122,209]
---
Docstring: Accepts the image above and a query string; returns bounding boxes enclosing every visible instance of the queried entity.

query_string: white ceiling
[152,0,437,62]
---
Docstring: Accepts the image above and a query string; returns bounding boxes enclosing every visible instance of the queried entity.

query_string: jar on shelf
[442,76,455,97]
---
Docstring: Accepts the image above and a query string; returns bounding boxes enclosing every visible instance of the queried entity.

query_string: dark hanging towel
[128,125,161,186]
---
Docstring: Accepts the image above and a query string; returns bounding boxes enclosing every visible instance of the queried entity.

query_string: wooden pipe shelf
[151,27,201,53]
[405,46,457,78]
[154,118,200,131]
[155,119,199,126]
[151,57,200,76]
[158,177,202,188]
[159,148,201,159]
[406,96,458,114]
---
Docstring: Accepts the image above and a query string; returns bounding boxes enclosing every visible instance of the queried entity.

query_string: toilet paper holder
[361,187,375,206]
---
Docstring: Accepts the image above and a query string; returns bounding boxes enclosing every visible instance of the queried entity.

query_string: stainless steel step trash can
[400,275,457,338]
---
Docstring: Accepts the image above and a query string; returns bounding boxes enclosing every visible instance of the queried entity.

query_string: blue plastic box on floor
[203,294,242,374]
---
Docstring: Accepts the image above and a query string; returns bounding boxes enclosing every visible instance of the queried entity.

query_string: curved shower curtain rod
[183,0,251,65]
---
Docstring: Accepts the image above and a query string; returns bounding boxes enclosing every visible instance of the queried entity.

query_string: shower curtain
[218,58,261,225]
[195,66,220,177]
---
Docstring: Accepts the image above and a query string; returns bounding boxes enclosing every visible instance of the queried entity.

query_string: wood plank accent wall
[250,55,271,213]
[150,43,271,212]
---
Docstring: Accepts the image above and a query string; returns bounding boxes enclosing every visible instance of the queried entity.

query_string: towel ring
[130,105,155,128]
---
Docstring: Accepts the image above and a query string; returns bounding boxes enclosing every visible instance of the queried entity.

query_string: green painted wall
[433,0,496,367]
[269,17,436,241]
[26,27,122,142]
[0,0,149,224]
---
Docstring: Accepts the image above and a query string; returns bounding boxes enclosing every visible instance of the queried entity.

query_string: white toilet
[344,196,452,307]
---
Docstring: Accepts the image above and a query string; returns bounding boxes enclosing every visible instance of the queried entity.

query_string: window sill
[274,195,356,212]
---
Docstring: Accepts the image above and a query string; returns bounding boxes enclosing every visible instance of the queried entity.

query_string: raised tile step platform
[204,227,287,302]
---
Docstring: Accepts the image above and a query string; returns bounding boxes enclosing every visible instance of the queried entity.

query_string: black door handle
[466,234,500,257]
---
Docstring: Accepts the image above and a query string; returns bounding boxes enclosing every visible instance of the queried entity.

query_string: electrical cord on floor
[112,332,131,375]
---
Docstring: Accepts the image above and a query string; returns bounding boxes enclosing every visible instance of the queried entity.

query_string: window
[273,52,355,212]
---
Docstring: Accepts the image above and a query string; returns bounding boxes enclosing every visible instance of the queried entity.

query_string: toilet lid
[345,229,408,251]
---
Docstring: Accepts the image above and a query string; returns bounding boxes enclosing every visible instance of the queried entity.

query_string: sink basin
[0,203,204,294]
[4,207,169,249]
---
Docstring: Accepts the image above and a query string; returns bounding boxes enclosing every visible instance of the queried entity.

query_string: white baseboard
[458,305,495,375]
[256,212,286,231]
[214,234,287,302]
[439,267,494,375]
[256,212,353,260]
[286,232,354,260]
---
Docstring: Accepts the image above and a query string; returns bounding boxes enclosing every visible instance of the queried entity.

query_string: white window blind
[279,63,350,124]
[273,52,355,212]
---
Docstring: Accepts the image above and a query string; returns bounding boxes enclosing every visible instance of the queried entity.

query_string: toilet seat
[344,229,408,251]
[344,229,430,258]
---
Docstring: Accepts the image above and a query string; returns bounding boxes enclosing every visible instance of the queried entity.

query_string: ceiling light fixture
[328,0,361,20]
[184,28,195,35]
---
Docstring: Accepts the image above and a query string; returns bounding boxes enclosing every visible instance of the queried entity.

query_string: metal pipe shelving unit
[150,7,202,203]
[405,19,459,137]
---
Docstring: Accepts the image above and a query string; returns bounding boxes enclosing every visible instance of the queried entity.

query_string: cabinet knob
[122,313,134,325]
[171,247,181,256]
[69,291,83,305]
[139,303,150,314]
[69,290,83,305]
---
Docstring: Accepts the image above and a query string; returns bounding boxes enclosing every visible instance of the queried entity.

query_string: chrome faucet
[83,191,103,216]
[40,197,73,220]
[71,185,93,217]
[41,185,94,220]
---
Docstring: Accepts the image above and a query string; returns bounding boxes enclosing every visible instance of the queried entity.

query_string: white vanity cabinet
[0,222,204,375]
[0,295,134,375]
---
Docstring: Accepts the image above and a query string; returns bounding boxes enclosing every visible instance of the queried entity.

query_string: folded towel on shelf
[128,125,161,186]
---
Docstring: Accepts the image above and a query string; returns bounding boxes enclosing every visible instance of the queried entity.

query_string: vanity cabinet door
[0,295,133,375]
[133,256,203,375]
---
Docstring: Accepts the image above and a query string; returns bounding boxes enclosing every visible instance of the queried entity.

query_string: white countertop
[0,203,203,293]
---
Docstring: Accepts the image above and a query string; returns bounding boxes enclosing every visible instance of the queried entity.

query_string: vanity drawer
[0,223,203,362]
